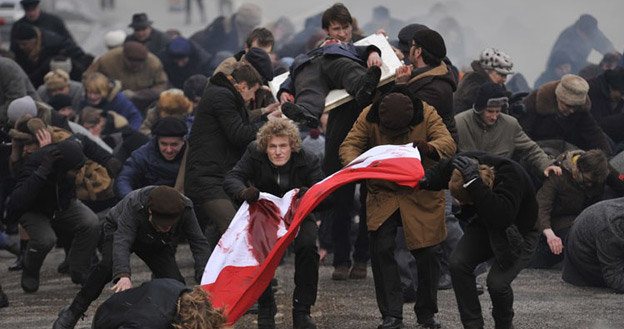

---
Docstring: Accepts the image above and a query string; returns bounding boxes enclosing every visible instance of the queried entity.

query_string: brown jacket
[85,47,168,92]
[340,97,456,250]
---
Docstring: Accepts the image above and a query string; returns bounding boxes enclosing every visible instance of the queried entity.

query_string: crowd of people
[1,1,623,329]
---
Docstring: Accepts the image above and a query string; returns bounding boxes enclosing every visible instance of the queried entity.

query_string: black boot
[281,102,319,128]
[52,305,83,329]
[293,303,316,329]
[8,239,28,271]
[0,285,8,308]
[21,249,47,293]
[257,287,277,329]
[354,65,381,108]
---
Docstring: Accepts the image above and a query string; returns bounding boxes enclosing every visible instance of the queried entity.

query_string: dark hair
[577,149,609,183]
[231,63,263,88]
[419,47,442,66]
[600,52,622,68]
[321,3,352,30]
[182,74,208,102]
[245,27,275,50]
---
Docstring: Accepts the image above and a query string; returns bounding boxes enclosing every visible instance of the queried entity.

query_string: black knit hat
[412,29,446,60]
[48,94,73,111]
[147,186,185,225]
[604,67,624,92]
[397,24,429,54]
[243,47,274,82]
[55,139,86,172]
[152,116,188,137]
[474,82,508,112]
[129,13,153,30]
[15,24,37,40]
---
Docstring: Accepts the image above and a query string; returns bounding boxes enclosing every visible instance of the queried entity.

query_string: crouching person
[8,139,100,292]
[339,87,456,329]
[53,185,211,329]
[223,118,324,329]
[419,153,539,329]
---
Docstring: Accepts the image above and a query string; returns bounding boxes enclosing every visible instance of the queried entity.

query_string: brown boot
[349,262,367,279]
[331,265,349,281]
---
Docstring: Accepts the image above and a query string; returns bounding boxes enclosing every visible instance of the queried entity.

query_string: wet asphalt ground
[1,244,623,329]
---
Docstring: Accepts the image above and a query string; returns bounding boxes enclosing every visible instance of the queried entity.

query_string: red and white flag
[201,144,424,325]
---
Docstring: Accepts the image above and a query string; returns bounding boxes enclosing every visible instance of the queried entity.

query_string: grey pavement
[1,244,623,329]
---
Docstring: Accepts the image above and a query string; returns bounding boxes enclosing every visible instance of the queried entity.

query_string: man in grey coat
[0,57,40,127]
[53,185,211,329]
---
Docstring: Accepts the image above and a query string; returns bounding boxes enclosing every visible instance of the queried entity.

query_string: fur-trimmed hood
[106,80,123,103]
[365,85,424,126]
[556,149,585,173]
[534,80,591,116]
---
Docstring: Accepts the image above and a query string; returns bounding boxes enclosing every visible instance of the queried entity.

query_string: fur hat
[473,82,508,112]
[235,4,263,30]
[555,74,589,106]
[157,89,193,116]
[147,186,185,225]
[44,69,70,91]
[7,96,37,125]
[105,29,127,49]
[152,116,188,137]
[412,29,446,60]
[378,92,414,133]
[397,24,429,54]
[167,37,192,57]
[123,41,148,61]
[8,115,49,143]
[479,48,514,75]
[243,47,273,82]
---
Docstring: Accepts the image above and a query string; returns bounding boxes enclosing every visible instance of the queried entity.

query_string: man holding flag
[340,86,456,329]
[224,118,325,329]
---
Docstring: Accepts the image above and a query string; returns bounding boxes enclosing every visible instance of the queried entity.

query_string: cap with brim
[147,186,185,224]
[129,13,153,30]
[397,24,429,54]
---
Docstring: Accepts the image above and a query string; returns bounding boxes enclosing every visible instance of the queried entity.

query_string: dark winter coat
[340,88,456,250]
[10,12,74,51]
[185,72,265,201]
[92,278,189,329]
[563,197,624,292]
[125,28,171,56]
[536,150,624,232]
[278,42,381,97]
[104,186,211,281]
[159,39,214,89]
[423,152,539,269]
[14,29,89,88]
[405,62,459,143]
[115,138,184,198]
[190,15,241,57]
[223,141,325,201]
[0,57,40,125]
[8,143,79,218]
[80,80,143,130]
[453,61,492,114]
[547,22,616,74]
[519,80,611,155]
[587,74,624,144]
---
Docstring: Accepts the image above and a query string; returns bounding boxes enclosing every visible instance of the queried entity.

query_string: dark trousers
[294,56,367,119]
[193,197,237,248]
[330,183,369,267]
[527,227,569,269]
[370,210,440,322]
[70,232,185,314]
[19,199,99,277]
[258,217,319,310]
[450,223,538,329]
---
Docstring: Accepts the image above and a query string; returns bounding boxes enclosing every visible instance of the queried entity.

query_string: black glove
[297,187,309,198]
[508,92,529,104]
[452,156,479,182]
[418,177,430,190]
[239,186,260,203]
[413,140,439,160]
[41,148,62,170]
